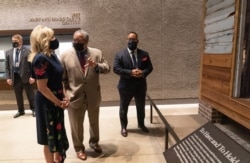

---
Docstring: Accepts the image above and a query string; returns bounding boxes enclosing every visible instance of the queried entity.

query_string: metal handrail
[147,94,180,150]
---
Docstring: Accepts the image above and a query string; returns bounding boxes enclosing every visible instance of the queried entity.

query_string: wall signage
[29,13,80,25]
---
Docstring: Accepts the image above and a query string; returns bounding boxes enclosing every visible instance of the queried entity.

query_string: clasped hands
[59,98,69,109]
[131,68,143,78]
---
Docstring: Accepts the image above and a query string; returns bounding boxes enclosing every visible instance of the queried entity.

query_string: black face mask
[128,40,138,50]
[49,38,59,50]
[12,42,18,48]
[73,42,84,51]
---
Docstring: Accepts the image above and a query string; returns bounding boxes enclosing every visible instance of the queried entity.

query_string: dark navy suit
[113,48,153,129]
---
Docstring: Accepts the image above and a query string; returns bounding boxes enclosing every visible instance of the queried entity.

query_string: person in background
[29,25,69,163]
[5,34,36,118]
[60,29,110,161]
[113,31,153,137]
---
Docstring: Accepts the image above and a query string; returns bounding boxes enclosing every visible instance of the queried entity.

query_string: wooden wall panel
[205,43,233,54]
[201,87,250,119]
[205,5,235,24]
[201,77,230,95]
[0,28,79,37]
[0,79,36,90]
[200,0,250,129]
[0,80,11,90]
[201,75,250,129]
[205,33,233,44]
[202,54,232,67]
[205,15,234,34]
[202,65,231,81]
[204,0,235,54]
[201,94,250,129]
[205,29,234,41]
[206,0,234,14]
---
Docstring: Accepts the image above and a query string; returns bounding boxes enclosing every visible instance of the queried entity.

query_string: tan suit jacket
[60,47,110,109]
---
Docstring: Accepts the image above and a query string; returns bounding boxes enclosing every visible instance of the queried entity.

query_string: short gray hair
[74,29,89,41]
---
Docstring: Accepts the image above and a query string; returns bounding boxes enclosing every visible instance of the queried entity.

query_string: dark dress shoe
[121,128,128,137]
[32,111,36,117]
[90,143,102,153]
[13,112,25,118]
[138,125,149,133]
[77,151,87,160]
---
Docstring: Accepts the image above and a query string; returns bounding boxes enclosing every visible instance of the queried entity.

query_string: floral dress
[32,53,69,162]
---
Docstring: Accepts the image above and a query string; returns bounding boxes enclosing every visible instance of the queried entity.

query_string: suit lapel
[84,50,90,78]
[19,47,24,63]
[10,49,14,64]
[137,50,142,68]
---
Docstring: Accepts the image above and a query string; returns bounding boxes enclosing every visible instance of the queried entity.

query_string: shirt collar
[127,48,137,54]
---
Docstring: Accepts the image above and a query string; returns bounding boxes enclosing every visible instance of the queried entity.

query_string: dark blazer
[113,48,153,90]
[5,46,32,84]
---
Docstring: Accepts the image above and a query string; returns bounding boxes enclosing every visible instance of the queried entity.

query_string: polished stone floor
[0,103,248,163]
[0,103,202,163]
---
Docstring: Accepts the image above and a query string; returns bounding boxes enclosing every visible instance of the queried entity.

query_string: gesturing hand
[85,57,97,68]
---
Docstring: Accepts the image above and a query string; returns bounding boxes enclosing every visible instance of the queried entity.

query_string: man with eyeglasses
[60,29,110,161]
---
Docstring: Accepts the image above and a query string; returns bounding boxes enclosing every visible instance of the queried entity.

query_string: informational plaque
[164,122,250,163]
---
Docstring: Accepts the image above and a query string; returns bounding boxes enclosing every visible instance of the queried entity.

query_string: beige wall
[0,0,203,102]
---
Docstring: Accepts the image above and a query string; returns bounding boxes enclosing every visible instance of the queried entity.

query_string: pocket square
[142,57,148,61]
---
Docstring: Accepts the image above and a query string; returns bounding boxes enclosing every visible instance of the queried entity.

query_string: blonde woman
[29,25,69,163]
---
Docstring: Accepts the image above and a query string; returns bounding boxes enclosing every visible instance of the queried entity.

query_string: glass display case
[0,50,5,79]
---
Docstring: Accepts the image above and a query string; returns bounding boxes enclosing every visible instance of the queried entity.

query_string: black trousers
[13,73,35,113]
[118,87,146,129]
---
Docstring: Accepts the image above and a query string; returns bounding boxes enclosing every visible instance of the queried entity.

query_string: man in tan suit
[60,29,110,161]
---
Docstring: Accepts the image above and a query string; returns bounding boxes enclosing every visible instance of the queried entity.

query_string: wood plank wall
[200,0,250,129]
[204,0,235,54]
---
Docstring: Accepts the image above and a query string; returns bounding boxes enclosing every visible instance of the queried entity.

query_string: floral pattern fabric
[32,53,69,162]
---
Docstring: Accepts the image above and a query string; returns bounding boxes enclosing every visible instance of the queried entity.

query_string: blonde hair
[28,25,54,62]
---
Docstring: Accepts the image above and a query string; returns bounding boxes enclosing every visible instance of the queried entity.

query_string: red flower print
[34,67,46,76]
[56,123,62,130]
[34,62,48,76]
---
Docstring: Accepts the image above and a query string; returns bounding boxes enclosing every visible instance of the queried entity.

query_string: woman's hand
[60,100,69,109]
[53,152,62,163]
